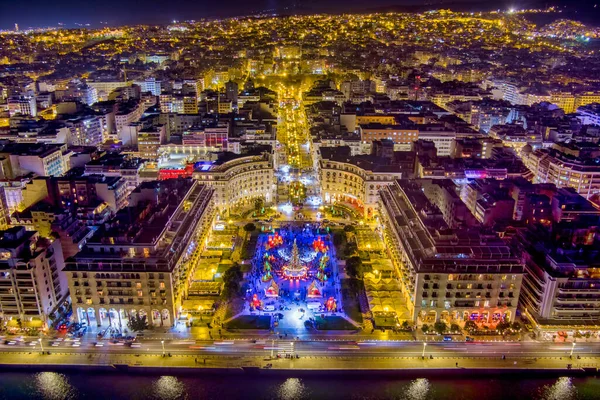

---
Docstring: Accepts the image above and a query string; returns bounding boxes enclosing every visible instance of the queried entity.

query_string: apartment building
[65,116,104,147]
[522,148,600,200]
[358,123,419,145]
[193,152,275,213]
[84,153,145,195]
[65,180,215,328]
[115,100,144,141]
[514,195,600,331]
[0,227,68,327]
[319,147,413,218]
[0,143,70,178]
[379,180,524,326]
[8,95,37,117]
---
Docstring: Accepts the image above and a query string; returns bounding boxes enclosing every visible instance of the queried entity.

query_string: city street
[2,335,598,360]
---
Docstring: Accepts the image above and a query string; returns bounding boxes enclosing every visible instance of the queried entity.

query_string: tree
[254,197,264,212]
[433,321,447,335]
[332,231,344,247]
[243,223,256,232]
[496,321,511,334]
[511,322,522,332]
[128,314,149,332]
[222,264,244,300]
[421,324,430,334]
[464,320,477,332]
[343,225,355,233]
[345,256,363,279]
[344,242,358,258]
[450,323,460,333]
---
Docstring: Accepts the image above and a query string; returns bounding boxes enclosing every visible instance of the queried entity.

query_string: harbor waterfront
[1,371,600,400]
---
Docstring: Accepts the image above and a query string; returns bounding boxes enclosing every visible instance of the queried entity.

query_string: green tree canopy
[496,321,511,334]
[464,320,477,332]
[433,321,447,335]
[345,256,363,279]
[254,197,264,212]
[127,314,149,332]
[222,264,244,300]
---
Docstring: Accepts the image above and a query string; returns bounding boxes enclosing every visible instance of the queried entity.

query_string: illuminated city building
[0,227,68,328]
[8,95,37,117]
[193,152,275,214]
[65,116,104,146]
[0,143,70,178]
[319,146,411,217]
[379,179,525,327]
[514,191,600,331]
[66,180,215,328]
[115,100,144,142]
[522,148,600,199]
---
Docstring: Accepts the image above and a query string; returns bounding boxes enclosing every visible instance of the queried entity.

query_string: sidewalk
[0,350,596,373]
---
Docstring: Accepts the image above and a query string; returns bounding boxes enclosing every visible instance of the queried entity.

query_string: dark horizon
[1,0,599,31]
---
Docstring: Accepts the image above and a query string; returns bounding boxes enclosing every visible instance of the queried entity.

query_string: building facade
[0,227,68,327]
[379,180,524,327]
[65,180,215,328]
[193,153,275,213]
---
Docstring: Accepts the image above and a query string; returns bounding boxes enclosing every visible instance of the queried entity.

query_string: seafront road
[1,337,598,371]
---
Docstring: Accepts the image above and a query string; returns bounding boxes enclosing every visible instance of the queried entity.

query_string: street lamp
[570,342,576,357]
[422,342,427,358]
[161,340,165,356]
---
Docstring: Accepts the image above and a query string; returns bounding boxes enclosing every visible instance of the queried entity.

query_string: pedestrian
[195,358,197,363]
[455,362,458,367]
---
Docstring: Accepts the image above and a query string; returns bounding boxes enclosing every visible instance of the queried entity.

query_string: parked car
[443,336,453,342]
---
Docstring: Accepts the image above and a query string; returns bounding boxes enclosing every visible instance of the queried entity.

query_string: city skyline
[3,0,600,30]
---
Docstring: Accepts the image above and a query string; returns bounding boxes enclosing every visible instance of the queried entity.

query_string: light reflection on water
[152,376,188,400]
[34,372,77,400]
[538,377,577,400]
[1,372,597,400]
[404,378,430,400]
[277,377,309,400]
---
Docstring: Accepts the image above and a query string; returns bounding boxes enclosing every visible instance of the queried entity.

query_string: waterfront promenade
[0,342,597,375]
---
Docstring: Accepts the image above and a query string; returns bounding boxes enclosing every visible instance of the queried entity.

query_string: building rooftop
[381,180,523,274]
[85,153,145,170]
[0,142,65,157]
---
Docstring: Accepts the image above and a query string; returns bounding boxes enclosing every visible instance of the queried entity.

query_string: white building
[0,227,69,327]
[417,129,457,156]
[193,152,275,213]
[0,143,70,178]
[115,101,144,141]
[135,78,162,96]
[576,103,600,126]
[8,95,37,117]
[66,116,104,146]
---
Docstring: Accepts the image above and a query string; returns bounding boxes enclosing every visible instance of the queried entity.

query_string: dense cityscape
[1,5,600,399]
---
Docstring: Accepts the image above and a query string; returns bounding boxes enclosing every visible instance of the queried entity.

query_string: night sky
[0,0,596,30]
